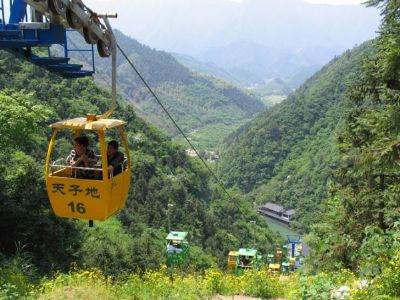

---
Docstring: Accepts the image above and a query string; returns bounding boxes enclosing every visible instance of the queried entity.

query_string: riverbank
[263,216,299,237]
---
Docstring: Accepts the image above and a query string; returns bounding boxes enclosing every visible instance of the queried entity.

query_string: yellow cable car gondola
[44,12,131,223]
[227,251,238,270]
[45,116,131,221]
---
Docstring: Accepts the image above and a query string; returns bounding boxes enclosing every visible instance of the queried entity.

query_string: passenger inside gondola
[107,140,125,177]
[240,256,251,267]
[67,136,98,179]
[167,241,183,254]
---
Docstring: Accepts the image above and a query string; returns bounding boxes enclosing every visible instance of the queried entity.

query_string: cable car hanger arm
[97,16,116,120]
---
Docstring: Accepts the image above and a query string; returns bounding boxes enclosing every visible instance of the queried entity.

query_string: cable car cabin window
[50,130,102,180]
[49,128,129,180]
[105,130,128,179]
[239,256,252,268]
[167,241,183,254]
[50,130,74,162]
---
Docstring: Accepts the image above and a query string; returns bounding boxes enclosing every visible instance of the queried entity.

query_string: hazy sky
[305,0,362,4]
[88,0,363,4]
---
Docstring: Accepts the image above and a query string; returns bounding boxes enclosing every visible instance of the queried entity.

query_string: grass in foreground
[34,268,286,300]
[2,255,400,300]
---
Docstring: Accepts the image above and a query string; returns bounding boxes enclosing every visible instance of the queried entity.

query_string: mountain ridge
[68,30,265,150]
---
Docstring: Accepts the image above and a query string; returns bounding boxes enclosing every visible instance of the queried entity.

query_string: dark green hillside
[0,50,276,275]
[172,52,242,86]
[219,42,373,231]
[69,30,265,150]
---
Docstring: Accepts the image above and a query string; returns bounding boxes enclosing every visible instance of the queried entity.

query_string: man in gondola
[67,136,98,179]
[107,140,125,177]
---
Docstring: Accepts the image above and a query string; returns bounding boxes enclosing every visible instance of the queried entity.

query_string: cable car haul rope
[116,44,235,203]
[0,0,233,225]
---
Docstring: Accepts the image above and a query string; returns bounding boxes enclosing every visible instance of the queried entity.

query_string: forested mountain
[258,79,292,97]
[219,42,372,231]
[199,41,331,88]
[3,0,400,297]
[218,2,400,292]
[173,52,294,98]
[69,30,264,150]
[0,50,277,277]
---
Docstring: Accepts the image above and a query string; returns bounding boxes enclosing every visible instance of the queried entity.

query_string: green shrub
[298,270,355,300]
[37,269,112,300]
[380,249,400,296]
[77,218,135,276]
[353,248,400,299]
[0,251,36,299]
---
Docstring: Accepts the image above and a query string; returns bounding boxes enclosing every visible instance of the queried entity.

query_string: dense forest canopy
[0,50,278,278]
[308,0,400,275]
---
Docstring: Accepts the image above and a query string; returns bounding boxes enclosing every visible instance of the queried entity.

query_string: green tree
[77,219,135,275]
[309,0,400,273]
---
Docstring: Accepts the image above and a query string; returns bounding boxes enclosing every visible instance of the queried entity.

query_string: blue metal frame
[9,0,26,24]
[0,0,94,78]
[65,29,95,73]
[0,0,5,28]
[286,235,301,258]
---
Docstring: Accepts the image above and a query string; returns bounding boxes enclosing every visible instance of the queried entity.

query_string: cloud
[305,0,362,4]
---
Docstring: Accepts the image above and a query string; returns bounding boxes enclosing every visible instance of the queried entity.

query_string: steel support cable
[116,43,235,202]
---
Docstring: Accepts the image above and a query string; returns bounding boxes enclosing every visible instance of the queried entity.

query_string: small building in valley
[185,149,197,157]
[185,149,220,162]
[258,202,295,225]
